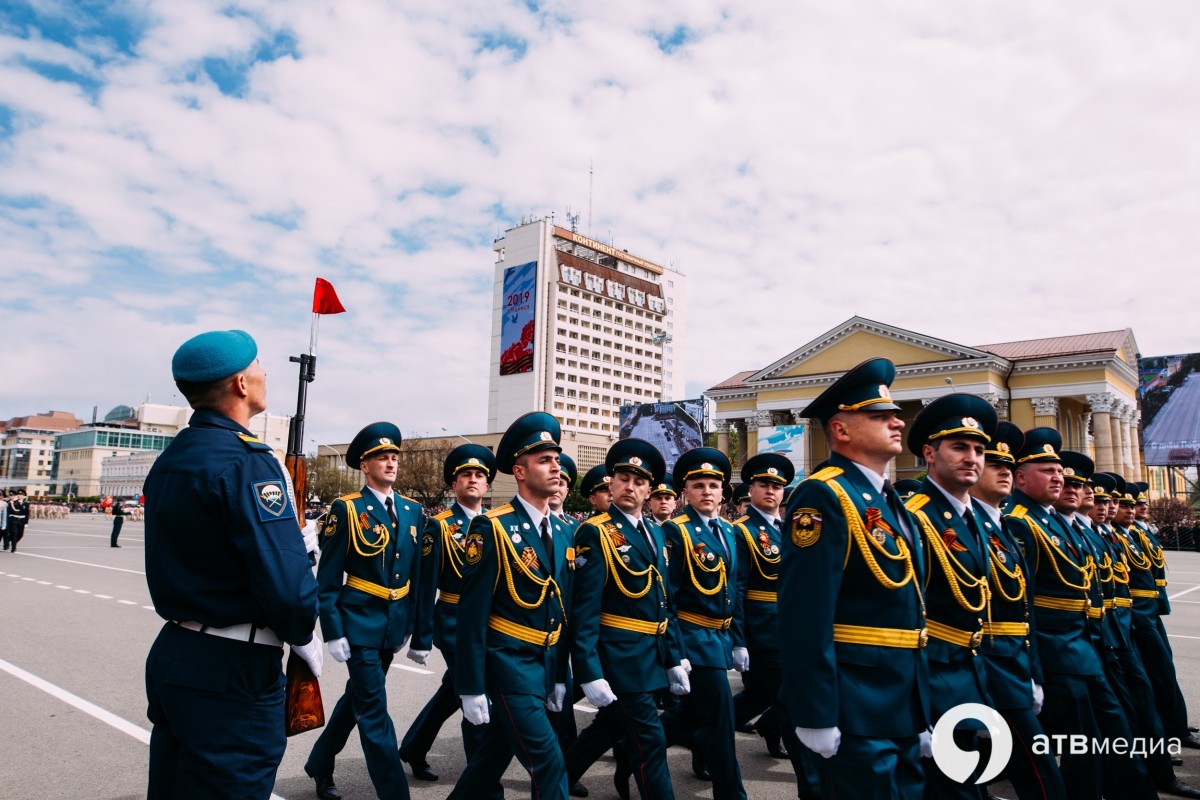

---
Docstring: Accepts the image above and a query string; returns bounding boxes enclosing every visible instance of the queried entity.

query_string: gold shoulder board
[486,504,514,519]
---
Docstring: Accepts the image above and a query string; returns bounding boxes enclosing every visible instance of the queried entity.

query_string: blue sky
[3,1,1200,447]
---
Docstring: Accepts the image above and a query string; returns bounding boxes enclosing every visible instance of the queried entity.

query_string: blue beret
[172,330,258,383]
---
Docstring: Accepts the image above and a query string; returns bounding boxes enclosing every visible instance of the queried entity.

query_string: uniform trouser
[812,732,923,800]
[1155,615,1193,736]
[146,623,286,800]
[1133,621,1188,740]
[448,693,567,800]
[400,649,487,761]
[5,521,24,550]
[305,647,410,800]
[1039,670,1157,800]
[733,647,820,796]
[566,692,672,798]
[1106,646,1177,788]
[659,666,747,800]
[991,707,1068,800]
[925,726,986,800]
[111,516,124,546]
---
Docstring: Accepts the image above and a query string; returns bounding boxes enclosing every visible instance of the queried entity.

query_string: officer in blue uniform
[903,394,997,800]
[304,422,428,800]
[400,444,497,783]
[1006,429,1156,800]
[449,412,573,800]
[581,464,612,517]
[565,438,690,799]
[778,357,929,800]
[647,477,678,525]
[659,446,748,800]
[145,329,321,800]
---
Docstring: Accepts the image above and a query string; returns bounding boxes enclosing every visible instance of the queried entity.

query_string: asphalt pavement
[2,515,1200,799]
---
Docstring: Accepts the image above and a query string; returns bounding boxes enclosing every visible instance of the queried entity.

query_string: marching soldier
[581,465,612,517]
[658,447,747,800]
[778,357,929,799]
[400,444,498,783]
[449,412,573,800]
[647,477,678,524]
[5,492,28,552]
[730,483,751,520]
[968,423,1067,800]
[552,454,578,518]
[566,438,690,799]
[305,422,428,800]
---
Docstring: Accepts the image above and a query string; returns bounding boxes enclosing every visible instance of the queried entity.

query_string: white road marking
[95,594,113,599]
[37,581,51,585]
[391,664,435,675]
[0,657,289,800]
[4,568,150,609]
[118,600,138,605]
[1169,584,1200,600]
[573,703,599,714]
[1168,634,1200,641]
[74,589,90,594]
[12,552,146,575]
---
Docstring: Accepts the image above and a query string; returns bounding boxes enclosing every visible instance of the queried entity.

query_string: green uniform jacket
[731,506,782,651]
[662,506,737,670]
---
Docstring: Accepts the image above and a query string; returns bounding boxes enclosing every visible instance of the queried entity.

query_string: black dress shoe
[1173,755,1185,766]
[569,780,589,797]
[766,735,788,758]
[691,749,711,781]
[399,751,438,781]
[735,720,756,734]
[1181,733,1200,749]
[1161,779,1200,799]
[1191,725,1199,733]
[313,774,342,800]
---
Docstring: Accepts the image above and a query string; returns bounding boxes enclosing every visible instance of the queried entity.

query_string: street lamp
[311,440,345,470]
[652,330,673,402]
[441,428,474,445]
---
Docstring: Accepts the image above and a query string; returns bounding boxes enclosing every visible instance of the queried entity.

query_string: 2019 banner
[500,261,537,376]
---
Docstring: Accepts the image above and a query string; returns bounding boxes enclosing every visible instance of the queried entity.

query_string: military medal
[512,534,522,543]
[521,546,541,570]
[1051,535,1061,547]
[872,527,888,544]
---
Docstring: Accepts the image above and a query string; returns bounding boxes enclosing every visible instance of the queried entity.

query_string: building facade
[706,317,1144,484]
[0,411,84,496]
[487,219,686,436]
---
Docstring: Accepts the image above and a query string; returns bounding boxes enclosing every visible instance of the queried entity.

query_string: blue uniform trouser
[564,701,624,784]
[305,646,409,800]
[733,647,820,796]
[448,693,567,800]
[399,649,489,770]
[991,706,1067,800]
[1155,615,1193,737]
[566,692,673,798]
[146,623,286,800]
[660,666,747,800]
[1108,646,1178,788]
[1135,621,1189,738]
[812,732,923,800]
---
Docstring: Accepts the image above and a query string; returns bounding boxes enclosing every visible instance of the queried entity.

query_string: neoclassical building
[706,317,1143,483]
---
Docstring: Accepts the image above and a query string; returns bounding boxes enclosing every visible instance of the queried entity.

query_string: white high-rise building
[487,219,686,436]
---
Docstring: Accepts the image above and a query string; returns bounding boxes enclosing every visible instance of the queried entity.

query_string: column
[1129,409,1144,481]
[1088,393,1116,472]
[983,392,1009,420]
[734,418,748,471]
[791,409,812,477]
[1120,406,1136,477]
[1031,397,1059,429]
[714,419,730,460]
[1080,411,1093,461]
[747,410,774,457]
[1109,401,1128,476]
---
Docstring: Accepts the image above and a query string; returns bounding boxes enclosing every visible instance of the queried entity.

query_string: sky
[3,0,1200,448]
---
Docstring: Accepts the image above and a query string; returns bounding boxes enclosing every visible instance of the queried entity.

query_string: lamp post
[652,330,673,402]
[440,428,474,445]
[312,440,345,470]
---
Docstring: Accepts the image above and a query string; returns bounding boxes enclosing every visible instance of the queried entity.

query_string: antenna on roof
[588,159,594,235]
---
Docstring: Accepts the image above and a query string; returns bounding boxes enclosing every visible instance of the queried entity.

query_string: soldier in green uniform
[778,357,929,800]
[658,447,747,800]
[449,412,573,800]
[581,465,612,517]
[305,422,428,800]
[400,444,497,783]
[647,477,677,525]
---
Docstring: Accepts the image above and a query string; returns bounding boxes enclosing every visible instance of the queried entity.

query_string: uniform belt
[438,591,460,605]
[1130,589,1160,599]
[1086,606,1105,619]
[744,590,778,603]
[172,620,283,648]
[1155,579,1168,587]
[926,619,984,649]
[599,612,668,635]
[345,575,410,601]
[1102,599,1114,609]
[832,623,927,649]
[1114,597,1133,608]
[1033,596,1089,613]
[676,610,732,630]
[981,621,1029,637]
[488,615,561,648]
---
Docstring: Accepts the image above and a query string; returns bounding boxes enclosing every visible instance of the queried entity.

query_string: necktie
[962,509,982,558]
[881,480,913,545]
[385,496,398,530]
[636,520,654,553]
[540,517,554,566]
[710,519,730,560]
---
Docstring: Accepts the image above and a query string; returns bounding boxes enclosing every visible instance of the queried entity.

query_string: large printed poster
[757,424,806,484]
[618,399,705,476]
[499,261,537,376]
[1139,352,1200,466]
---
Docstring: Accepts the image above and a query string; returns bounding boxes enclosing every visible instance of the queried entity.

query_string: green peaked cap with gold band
[581,464,612,497]
[650,476,677,497]
[906,393,996,457]
[740,452,795,487]
[346,422,402,470]
[799,357,901,424]
[558,452,578,490]
[1090,471,1118,500]
[673,446,732,486]
[986,421,1024,465]
[443,443,497,485]
[1015,427,1062,464]
[1058,450,1094,485]
[605,437,666,485]
[496,411,562,474]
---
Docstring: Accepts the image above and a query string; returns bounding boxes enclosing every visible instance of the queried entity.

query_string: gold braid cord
[736,522,779,581]
[1117,528,1151,571]
[1137,530,1165,569]
[490,516,566,620]
[345,498,389,561]
[441,516,467,579]
[678,522,727,597]
[907,507,989,614]
[988,540,1026,604]
[1012,510,1091,592]
[597,521,664,600]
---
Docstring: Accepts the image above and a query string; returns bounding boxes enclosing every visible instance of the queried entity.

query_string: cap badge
[539,431,553,442]
[962,417,978,429]
[879,385,892,399]
[701,462,713,471]
[602,476,611,484]
[629,456,643,466]
[997,442,1010,453]
[1043,444,1055,454]
[467,458,480,466]
[767,467,779,475]
[1063,468,1076,477]
[380,437,393,445]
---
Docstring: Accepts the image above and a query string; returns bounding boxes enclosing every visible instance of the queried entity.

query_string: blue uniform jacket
[455,498,572,699]
[413,502,480,653]
[316,487,426,651]
[778,453,930,737]
[1097,523,1135,650]
[1133,522,1171,615]
[905,481,993,719]
[569,505,680,693]
[144,408,318,645]
[731,506,782,651]
[1112,524,1161,634]
[662,505,737,670]
[1006,490,1102,678]
[1071,516,1115,651]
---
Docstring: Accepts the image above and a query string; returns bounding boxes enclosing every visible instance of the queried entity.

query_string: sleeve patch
[422,532,434,556]
[464,530,485,565]
[791,508,821,548]
[251,480,294,522]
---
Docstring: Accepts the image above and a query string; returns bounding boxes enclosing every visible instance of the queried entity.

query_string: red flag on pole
[312,278,346,315]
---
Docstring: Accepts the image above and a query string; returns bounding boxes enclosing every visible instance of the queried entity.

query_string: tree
[1149,496,1193,528]
[394,434,455,510]
[305,455,359,505]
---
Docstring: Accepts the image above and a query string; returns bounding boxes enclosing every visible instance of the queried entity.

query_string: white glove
[327,637,351,663]
[301,519,319,554]
[582,679,617,708]
[732,646,750,672]
[461,694,490,725]
[1032,681,1045,715]
[796,726,841,759]
[919,727,933,758]
[545,683,567,712]
[667,665,691,696]
[406,649,430,666]
[680,658,692,674]
[293,636,324,678]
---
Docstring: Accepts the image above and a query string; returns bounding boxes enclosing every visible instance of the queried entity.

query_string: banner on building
[499,261,537,376]
[756,424,806,484]
[619,399,705,475]
[1139,353,1200,466]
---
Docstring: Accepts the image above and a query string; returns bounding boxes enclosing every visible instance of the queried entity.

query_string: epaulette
[905,494,931,513]
[670,513,692,525]
[734,515,750,525]
[1006,504,1028,520]
[590,512,612,525]
[398,493,419,505]
[485,504,514,519]
[336,492,363,503]
[433,509,454,521]
[810,466,845,482]
[236,432,272,451]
